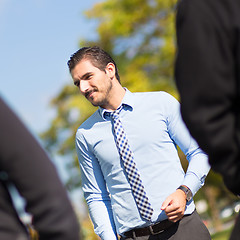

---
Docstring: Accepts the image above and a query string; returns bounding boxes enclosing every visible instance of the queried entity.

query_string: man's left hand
[161,189,187,222]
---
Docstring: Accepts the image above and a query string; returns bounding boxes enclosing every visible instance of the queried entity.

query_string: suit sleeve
[0,97,80,240]
[175,0,240,195]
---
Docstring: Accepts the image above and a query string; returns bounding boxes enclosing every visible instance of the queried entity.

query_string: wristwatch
[177,185,193,202]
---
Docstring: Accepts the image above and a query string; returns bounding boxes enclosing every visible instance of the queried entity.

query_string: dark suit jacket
[175,0,240,196]
[0,97,80,240]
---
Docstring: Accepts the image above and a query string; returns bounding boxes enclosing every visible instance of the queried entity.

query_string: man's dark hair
[67,46,121,83]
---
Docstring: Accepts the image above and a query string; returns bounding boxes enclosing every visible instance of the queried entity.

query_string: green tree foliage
[84,0,178,95]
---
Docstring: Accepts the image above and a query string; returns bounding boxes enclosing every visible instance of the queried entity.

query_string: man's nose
[79,80,89,94]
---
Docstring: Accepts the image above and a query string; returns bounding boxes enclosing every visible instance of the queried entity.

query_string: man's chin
[90,99,106,108]
[91,102,99,107]
[89,98,100,107]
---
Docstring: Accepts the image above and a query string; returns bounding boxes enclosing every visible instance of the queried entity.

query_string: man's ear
[105,63,116,80]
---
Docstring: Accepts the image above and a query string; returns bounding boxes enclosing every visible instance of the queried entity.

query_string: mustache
[84,88,97,99]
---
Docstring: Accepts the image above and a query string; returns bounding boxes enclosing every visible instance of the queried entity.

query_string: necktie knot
[110,111,119,119]
[110,106,122,120]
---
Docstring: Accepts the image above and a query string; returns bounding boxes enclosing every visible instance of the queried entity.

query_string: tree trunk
[203,185,222,232]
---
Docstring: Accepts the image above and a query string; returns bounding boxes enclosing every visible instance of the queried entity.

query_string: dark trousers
[120,210,211,240]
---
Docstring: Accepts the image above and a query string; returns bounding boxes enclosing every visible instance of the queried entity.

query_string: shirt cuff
[181,171,206,196]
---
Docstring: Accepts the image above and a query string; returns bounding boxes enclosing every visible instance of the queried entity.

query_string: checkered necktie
[110,106,153,221]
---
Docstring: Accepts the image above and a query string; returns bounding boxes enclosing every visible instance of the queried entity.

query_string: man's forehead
[72,60,96,75]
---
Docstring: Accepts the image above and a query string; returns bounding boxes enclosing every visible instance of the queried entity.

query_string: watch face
[186,192,191,201]
[178,186,192,202]
[186,189,192,201]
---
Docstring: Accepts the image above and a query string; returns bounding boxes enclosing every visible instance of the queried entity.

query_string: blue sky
[0,0,99,133]
[0,0,100,213]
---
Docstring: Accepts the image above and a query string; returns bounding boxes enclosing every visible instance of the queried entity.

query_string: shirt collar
[99,88,134,120]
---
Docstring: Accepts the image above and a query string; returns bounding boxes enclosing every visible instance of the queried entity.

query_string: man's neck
[101,85,126,111]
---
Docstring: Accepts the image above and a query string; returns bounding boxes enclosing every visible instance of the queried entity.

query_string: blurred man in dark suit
[175,0,240,239]
[0,96,81,240]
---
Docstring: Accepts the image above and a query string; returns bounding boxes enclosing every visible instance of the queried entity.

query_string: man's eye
[86,75,92,80]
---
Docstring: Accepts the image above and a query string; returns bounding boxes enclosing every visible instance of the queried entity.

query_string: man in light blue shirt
[68,46,211,240]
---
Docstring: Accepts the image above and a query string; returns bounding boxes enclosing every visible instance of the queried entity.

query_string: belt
[122,219,175,238]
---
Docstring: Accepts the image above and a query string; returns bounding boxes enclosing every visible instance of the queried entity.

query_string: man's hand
[161,189,187,222]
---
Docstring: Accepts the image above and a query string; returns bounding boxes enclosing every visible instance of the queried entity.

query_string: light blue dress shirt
[75,89,210,240]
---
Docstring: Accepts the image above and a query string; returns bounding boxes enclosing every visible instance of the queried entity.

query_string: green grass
[211,228,232,240]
